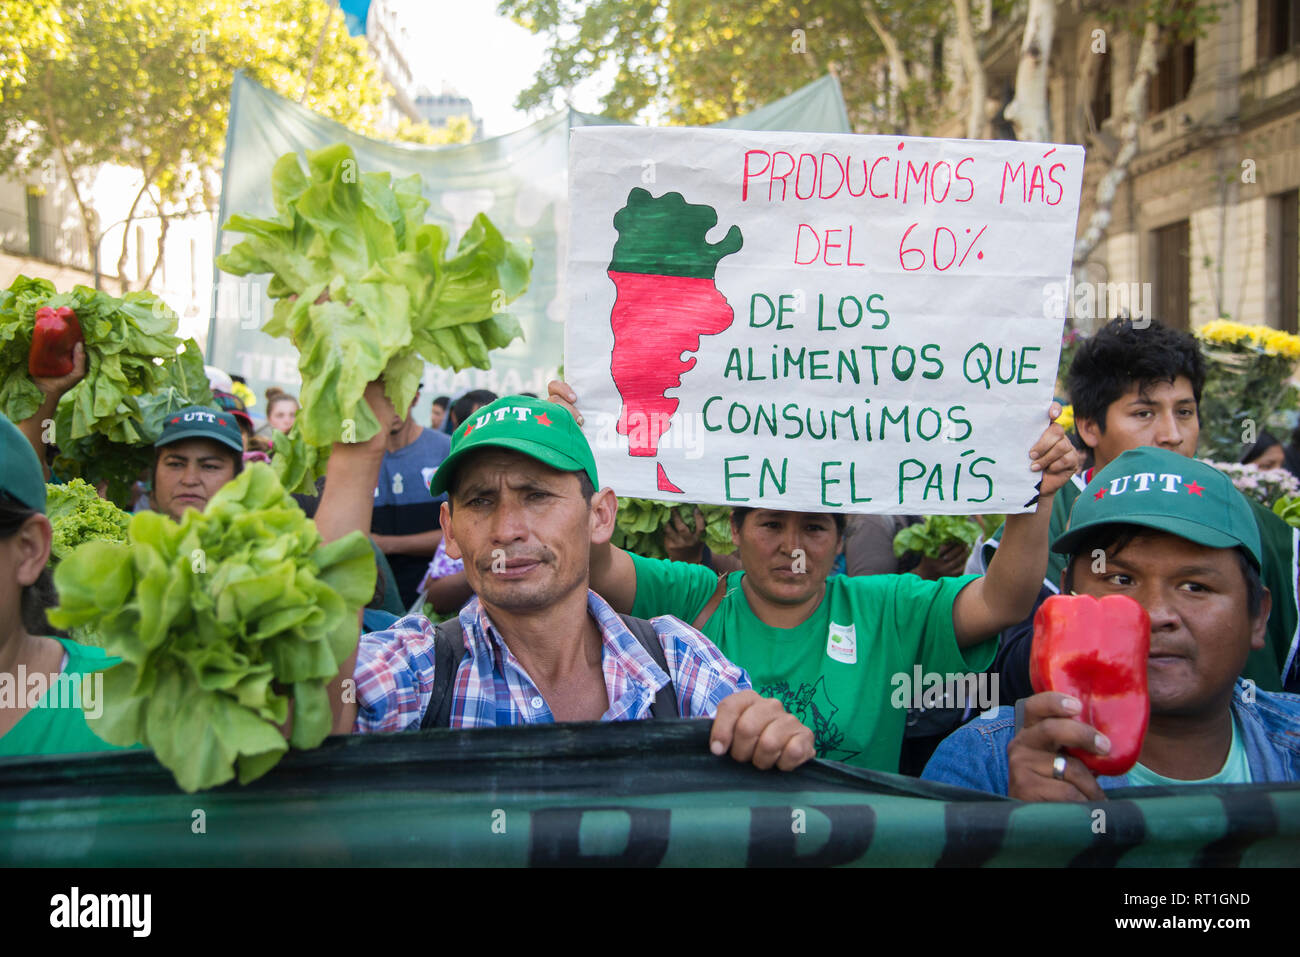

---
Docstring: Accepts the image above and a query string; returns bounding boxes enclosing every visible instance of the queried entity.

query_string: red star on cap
[169,416,180,424]
[1186,480,1205,496]
[463,424,474,436]
[218,418,228,426]
[1093,488,1106,500]
[535,412,553,427]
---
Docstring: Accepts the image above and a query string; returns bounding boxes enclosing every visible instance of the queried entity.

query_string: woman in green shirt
[547,380,1080,771]
[0,410,121,757]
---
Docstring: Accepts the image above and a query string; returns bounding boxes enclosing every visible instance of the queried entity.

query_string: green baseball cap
[0,412,46,513]
[1052,446,1262,569]
[156,405,244,454]
[429,395,598,497]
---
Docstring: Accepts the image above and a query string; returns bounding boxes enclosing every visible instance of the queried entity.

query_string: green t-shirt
[629,554,995,771]
[983,472,1295,692]
[1127,715,1252,786]
[0,637,124,757]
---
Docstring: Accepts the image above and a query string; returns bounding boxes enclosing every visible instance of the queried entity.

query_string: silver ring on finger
[1052,754,1068,781]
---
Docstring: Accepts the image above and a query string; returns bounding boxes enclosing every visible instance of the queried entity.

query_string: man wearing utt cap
[923,447,1300,799]
[323,392,814,770]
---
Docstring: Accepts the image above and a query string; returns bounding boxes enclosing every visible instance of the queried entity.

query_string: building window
[1089,49,1112,129]
[1154,220,1190,329]
[1278,190,1299,334]
[1149,40,1195,113]
[1258,0,1300,61]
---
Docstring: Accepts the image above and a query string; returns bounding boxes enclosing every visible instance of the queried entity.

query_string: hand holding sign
[1027,402,1079,503]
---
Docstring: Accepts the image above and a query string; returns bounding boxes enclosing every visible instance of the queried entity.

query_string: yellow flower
[1055,404,1075,431]
[231,381,256,409]
[1262,329,1300,359]
[1196,320,1300,358]
[1197,319,1253,346]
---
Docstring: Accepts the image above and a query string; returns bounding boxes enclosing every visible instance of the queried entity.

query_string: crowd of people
[2,318,1299,796]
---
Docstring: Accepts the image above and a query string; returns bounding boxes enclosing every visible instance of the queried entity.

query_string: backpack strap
[617,613,679,719]
[691,572,731,631]
[419,613,680,725]
[419,617,465,729]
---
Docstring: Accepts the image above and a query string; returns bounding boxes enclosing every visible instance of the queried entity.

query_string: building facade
[930,0,1300,333]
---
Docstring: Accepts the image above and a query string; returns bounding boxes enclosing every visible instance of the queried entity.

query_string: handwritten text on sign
[565,128,1084,513]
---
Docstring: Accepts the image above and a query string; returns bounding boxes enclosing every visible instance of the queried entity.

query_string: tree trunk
[140,207,171,292]
[1072,18,1161,267]
[953,0,988,139]
[861,0,913,132]
[114,170,159,292]
[1003,0,1057,143]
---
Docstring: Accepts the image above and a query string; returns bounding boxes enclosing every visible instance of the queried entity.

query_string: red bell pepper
[1029,593,1151,776]
[28,305,83,378]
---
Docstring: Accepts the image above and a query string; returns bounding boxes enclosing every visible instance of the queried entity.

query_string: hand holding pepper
[31,339,86,402]
[29,305,85,380]
[1008,691,1111,802]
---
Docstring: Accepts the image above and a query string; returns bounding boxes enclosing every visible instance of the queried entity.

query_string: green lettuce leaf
[45,479,131,561]
[49,463,375,792]
[611,498,737,561]
[217,144,532,492]
[892,515,983,559]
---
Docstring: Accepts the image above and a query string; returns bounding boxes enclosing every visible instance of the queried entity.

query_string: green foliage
[1274,496,1300,528]
[892,514,982,559]
[0,0,393,285]
[0,276,212,504]
[45,478,130,560]
[48,464,376,792]
[217,144,531,492]
[499,0,950,132]
[1095,0,1222,45]
[613,497,735,560]
[0,0,68,100]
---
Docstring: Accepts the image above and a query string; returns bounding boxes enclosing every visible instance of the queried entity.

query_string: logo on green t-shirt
[761,676,861,764]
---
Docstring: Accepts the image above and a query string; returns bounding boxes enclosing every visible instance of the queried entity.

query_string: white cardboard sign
[564,127,1083,513]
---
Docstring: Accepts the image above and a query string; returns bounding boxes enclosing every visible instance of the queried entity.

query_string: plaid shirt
[352,591,751,732]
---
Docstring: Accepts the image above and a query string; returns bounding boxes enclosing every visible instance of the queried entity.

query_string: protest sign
[564,127,1084,513]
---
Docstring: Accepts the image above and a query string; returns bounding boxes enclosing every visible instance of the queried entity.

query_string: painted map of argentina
[606,188,742,494]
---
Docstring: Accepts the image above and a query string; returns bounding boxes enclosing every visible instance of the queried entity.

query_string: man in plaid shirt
[316,386,814,771]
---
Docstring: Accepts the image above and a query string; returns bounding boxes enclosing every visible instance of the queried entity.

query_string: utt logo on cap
[464,405,554,436]
[1091,471,1205,501]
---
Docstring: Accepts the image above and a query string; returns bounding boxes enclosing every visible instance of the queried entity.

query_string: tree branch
[40,69,97,279]
[860,0,913,132]
[953,0,988,139]
[114,160,161,291]
[1072,17,1160,268]
[1004,0,1058,143]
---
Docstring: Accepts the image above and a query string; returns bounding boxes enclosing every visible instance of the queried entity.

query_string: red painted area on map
[608,269,736,456]
[656,463,683,493]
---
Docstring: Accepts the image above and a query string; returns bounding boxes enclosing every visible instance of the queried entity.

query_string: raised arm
[15,342,86,480]
[315,381,393,733]
[951,404,1078,647]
